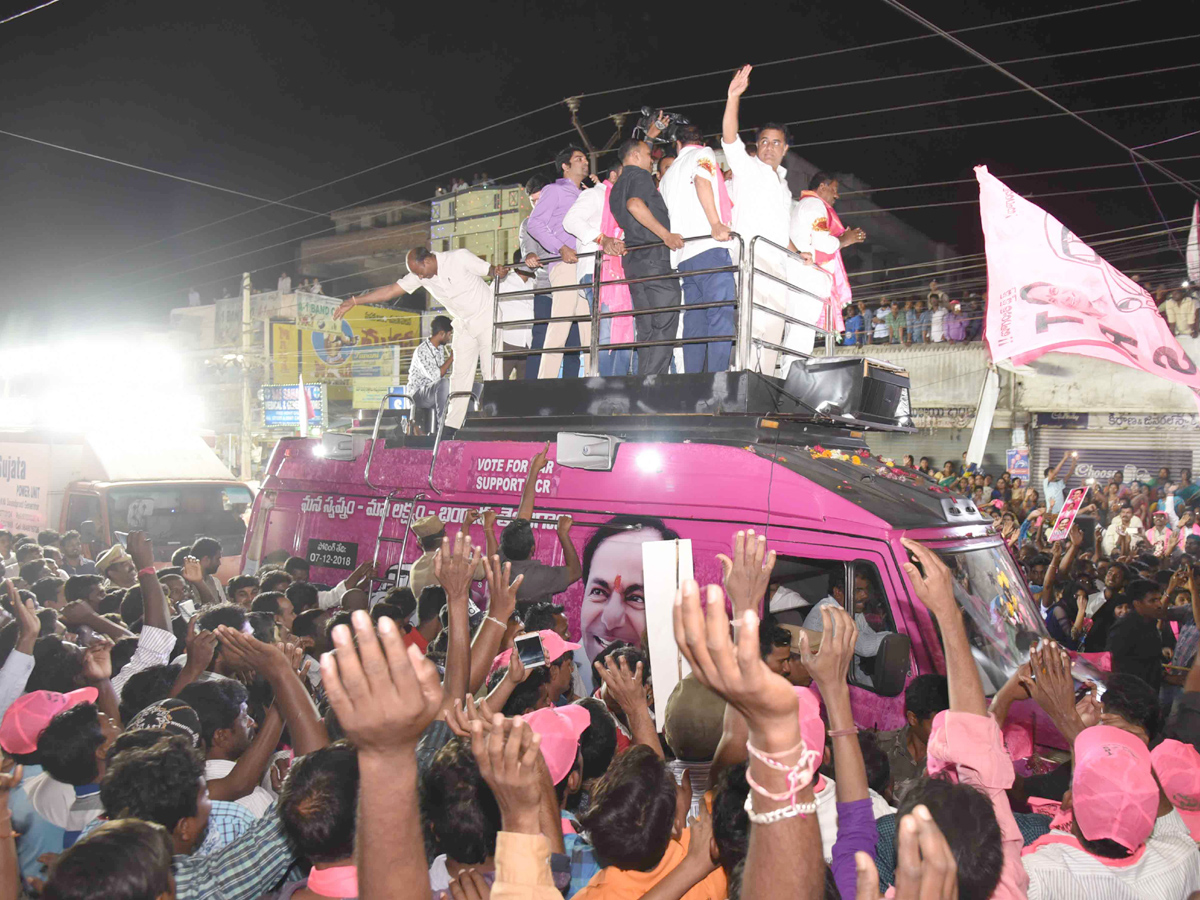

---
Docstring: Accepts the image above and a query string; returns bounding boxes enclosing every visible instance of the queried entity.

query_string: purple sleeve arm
[831,798,878,900]
[526,185,564,254]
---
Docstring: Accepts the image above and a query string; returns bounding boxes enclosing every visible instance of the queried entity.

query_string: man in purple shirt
[944,300,967,343]
[527,146,593,378]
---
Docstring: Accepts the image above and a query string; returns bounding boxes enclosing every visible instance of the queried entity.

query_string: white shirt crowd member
[659,144,723,266]
[721,135,792,376]
[397,249,497,429]
[930,302,947,342]
[407,338,448,395]
[497,270,534,350]
[781,197,838,368]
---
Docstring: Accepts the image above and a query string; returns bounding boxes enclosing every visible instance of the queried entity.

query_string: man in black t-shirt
[1108,578,1169,691]
[609,139,684,374]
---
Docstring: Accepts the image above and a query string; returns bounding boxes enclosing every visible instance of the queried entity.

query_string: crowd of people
[0,438,1199,899]
[840,285,985,347]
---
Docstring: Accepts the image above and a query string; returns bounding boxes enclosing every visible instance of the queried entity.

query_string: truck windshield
[935,544,1049,695]
[107,484,254,559]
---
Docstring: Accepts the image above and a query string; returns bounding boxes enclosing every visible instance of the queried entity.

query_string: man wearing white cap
[334,247,509,432]
[94,544,137,590]
[407,514,484,601]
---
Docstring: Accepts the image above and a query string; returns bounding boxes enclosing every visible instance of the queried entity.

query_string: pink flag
[977,165,1200,409]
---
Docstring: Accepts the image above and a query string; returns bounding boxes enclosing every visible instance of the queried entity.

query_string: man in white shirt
[785,172,864,369]
[334,247,507,431]
[563,166,627,373]
[497,264,535,379]
[277,272,291,294]
[1042,451,1077,516]
[1022,726,1200,900]
[660,124,737,373]
[405,316,454,430]
[929,296,947,343]
[721,65,797,377]
[187,286,201,307]
[1161,288,1197,337]
[1102,505,1145,556]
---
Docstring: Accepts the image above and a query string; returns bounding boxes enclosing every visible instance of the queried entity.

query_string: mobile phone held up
[514,632,546,669]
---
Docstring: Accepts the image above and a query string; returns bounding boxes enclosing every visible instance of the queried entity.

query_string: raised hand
[81,637,114,684]
[728,64,752,99]
[126,531,155,571]
[344,561,376,591]
[11,586,41,651]
[482,554,523,623]
[854,805,958,900]
[1018,639,1084,742]
[184,618,218,674]
[59,600,96,627]
[182,556,204,584]
[798,605,857,692]
[593,654,649,716]
[444,695,480,739]
[469,714,543,833]
[214,625,289,677]
[320,610,444,756]
[716,529,776,617]
[446,868,492,900]
[900,539,957,620]
[672,581,798,752]
[434,532,484,602]
[530,441,551,474]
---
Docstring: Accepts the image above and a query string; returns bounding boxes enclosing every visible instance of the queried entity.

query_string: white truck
[0,430,252,579]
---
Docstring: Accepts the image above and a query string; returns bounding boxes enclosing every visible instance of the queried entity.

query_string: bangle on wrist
[484,614,506,629]
[138,566,157,578]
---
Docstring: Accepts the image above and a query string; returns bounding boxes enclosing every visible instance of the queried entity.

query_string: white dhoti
[446,308,494,429]
[780,260,835,378]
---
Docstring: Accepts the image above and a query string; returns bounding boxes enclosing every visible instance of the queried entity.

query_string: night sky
[1,0,1196,339]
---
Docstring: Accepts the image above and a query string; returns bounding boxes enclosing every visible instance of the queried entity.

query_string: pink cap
[0,687,99,755]
[522,704,591,784]
[1072,726,1158,851]
[1150,739,1200,839]
[490,629,582,676]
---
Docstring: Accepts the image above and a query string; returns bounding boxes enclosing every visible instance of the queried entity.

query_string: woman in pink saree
[598,180,636,376]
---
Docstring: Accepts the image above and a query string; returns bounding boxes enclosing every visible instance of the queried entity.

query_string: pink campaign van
[240,367,1093,753]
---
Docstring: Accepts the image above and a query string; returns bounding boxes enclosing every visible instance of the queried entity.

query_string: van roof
[337,373,984,532]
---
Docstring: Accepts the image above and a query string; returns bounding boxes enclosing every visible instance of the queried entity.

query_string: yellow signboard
[272,296,420,401]
[271,323,300,384]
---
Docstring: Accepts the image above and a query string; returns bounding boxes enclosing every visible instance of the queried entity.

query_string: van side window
[65,494,101,532]
[767,556,907,696]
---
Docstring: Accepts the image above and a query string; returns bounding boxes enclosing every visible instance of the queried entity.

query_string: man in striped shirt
[406,315,454,432]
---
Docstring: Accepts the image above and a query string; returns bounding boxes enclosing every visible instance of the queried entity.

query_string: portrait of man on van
[579,515,680,666]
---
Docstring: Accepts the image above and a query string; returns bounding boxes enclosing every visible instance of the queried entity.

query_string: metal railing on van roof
[490,231,835,377]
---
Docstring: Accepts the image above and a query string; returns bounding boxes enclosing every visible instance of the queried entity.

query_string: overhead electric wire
[875,0,1200,202]
[115,122,623,306]
[838,154,1200,197]
[786,94,1200,152]
[68,99,572,273]
[574,0,1144,100]
[0,0,62,26]
[77,5,1168,287]
[97,121,590,294]
[0,127,326,214]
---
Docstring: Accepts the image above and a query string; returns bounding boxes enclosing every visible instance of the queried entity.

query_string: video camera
[632,107,691,146]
